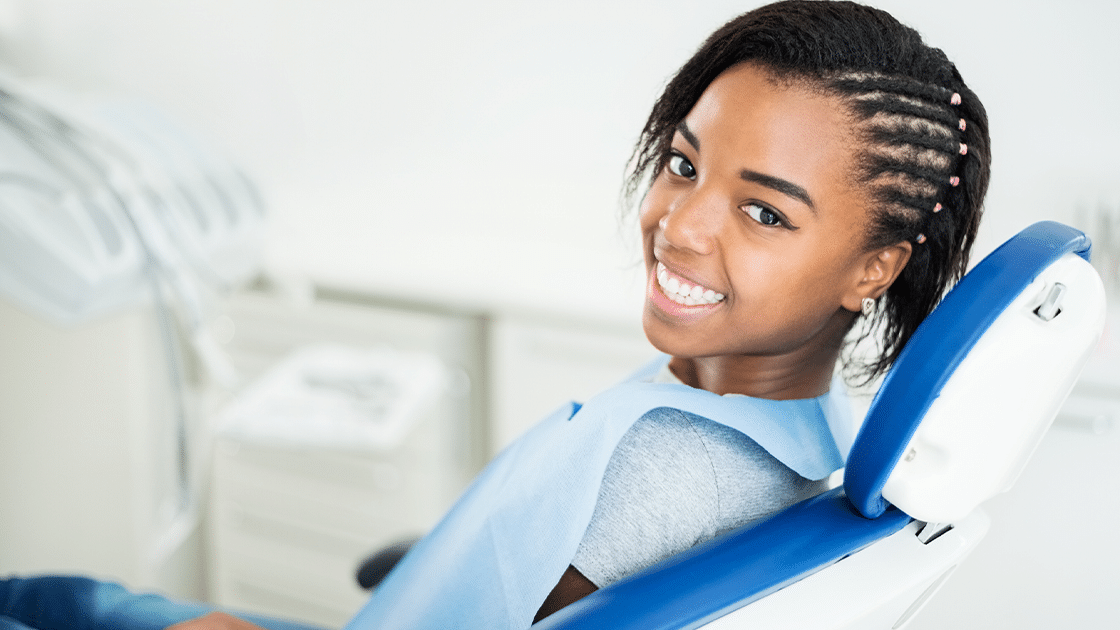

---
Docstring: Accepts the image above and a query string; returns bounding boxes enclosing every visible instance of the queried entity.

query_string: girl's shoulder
[572,406,823,587]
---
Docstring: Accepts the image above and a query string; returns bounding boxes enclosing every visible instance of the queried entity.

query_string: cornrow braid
[828,70,988,380]
[624,0,991,384]
[831,75,956,110]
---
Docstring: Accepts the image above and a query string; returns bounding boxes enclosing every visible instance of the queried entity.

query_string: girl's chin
[640,316,725,368]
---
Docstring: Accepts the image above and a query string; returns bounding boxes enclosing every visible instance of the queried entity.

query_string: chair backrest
[845,221,1106,522]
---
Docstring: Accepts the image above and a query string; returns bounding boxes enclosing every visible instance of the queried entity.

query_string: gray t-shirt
[570,406,828,587]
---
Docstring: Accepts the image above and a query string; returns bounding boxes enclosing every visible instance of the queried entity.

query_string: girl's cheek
[639,186,669,229]
[638,192,656,223]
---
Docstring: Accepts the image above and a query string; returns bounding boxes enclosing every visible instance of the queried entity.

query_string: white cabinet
[203,288,483,627]
[208,407,460,627]
[0,298,206,599]
[488,315,654,453]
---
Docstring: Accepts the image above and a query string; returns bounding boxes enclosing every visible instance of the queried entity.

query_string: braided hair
[625,0,991,383]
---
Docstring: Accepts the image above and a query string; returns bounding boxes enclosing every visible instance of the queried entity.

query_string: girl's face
[641,63,885,388]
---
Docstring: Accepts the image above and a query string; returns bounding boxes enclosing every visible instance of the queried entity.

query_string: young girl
[0,1,989,629]
[536,0,990,621]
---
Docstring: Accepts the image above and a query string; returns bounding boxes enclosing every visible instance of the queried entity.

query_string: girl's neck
[668,348,840,400]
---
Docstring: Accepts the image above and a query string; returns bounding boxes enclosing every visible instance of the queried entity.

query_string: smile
[656,262,725,306]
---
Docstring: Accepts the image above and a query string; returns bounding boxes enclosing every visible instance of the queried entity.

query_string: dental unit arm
[534,220,1106,630]
[0,79,262,386]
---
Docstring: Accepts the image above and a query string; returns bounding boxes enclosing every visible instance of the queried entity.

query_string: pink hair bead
[933,203,942,213]
[950,93,962,106]
[959,143,968,155]
[916,233,927,244]
[959,118,967,131]
[949,176,960,187]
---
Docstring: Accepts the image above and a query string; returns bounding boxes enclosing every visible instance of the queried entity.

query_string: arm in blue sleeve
[0,576,325,630]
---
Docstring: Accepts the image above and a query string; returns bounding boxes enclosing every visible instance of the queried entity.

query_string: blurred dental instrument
[0,75,263,385]
[0,75,264,514]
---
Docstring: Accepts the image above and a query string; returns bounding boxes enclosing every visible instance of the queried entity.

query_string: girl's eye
[743,203,784,227]
[667,154,696,179]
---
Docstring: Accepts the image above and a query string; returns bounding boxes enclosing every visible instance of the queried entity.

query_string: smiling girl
[532,0,991,622]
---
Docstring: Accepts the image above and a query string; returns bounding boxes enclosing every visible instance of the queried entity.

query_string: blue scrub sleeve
[0,616,37,630]
[0,576,325,630]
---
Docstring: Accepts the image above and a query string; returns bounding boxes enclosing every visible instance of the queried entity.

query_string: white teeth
[655,262,725,306]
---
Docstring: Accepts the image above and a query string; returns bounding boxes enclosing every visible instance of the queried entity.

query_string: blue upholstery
[536,488,911,630]
[844,221,1091,518]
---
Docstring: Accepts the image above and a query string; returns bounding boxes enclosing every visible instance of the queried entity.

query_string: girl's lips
[646,264,724,322]
[655,262,725,305]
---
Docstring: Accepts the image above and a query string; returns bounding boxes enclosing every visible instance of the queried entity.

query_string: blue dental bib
[344,357,849,630]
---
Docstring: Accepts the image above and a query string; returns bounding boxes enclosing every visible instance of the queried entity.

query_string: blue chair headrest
[844,221,1093,519]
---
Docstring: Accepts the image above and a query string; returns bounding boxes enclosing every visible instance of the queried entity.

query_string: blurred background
[0,0,1116,628]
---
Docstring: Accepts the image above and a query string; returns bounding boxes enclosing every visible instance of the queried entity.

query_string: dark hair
[626,0,990,383]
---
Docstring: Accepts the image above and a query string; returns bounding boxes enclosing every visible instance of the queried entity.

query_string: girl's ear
[842,241,912,313]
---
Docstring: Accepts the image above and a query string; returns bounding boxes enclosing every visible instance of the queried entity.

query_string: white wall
[875,0,1120,257]
[6,0,1118,323]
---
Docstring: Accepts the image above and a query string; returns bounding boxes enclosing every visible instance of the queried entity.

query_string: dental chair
[529,220,1105,629]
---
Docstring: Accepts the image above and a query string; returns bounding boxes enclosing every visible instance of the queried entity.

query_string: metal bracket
[916,521,954,544]
[1034,282,1067,321]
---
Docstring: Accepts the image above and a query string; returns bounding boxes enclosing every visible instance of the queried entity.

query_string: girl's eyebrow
[739,170,816,212]
[675,120,701,151]
[675,120,816,212]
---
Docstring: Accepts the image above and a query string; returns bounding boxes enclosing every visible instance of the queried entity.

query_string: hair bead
[933,202,942,213]
[950,92,962,106]
[959,118,967,131]
[949,176,960,187]
[915,233,927,244]
[959,143,968,155]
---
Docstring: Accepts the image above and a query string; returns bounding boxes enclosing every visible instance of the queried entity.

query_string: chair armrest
[536,487,912,630]
[356,537,422,590]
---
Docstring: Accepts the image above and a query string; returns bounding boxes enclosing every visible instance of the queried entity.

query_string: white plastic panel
[701,510,990,630]
[882,253,1106,523]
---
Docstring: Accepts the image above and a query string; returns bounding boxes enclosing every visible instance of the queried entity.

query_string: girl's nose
[658,191,723,255]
